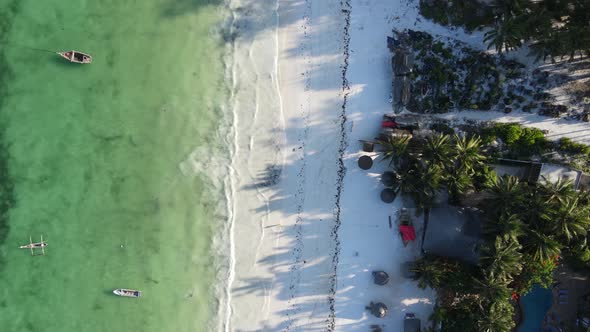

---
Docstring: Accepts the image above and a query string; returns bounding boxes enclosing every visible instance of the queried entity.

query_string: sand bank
[227,0,349,330]
[225,0,590,331]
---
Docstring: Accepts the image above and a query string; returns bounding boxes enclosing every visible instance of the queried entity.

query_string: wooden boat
[19,236,47,256]
[57,50,92,64]
[113,288,141,298]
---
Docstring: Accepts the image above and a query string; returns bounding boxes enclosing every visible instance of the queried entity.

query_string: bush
[492,123,523,145]
[558,137,590,155]
[483,123,548,157]
[515,256,556,295]
[430,123,455,136]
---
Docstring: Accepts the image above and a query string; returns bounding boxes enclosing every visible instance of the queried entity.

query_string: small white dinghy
[113,288,141,298]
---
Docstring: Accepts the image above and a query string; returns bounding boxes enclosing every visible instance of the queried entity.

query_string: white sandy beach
[224,0,590,331]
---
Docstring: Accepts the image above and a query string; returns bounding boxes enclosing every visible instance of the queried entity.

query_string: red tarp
[382,121,398,128]
[399,225,416,242]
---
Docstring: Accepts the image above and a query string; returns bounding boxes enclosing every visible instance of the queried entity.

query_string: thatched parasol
[380,188,396,203]
[365,301,388,318]
[358,155,373,170]
[372,271,390,285]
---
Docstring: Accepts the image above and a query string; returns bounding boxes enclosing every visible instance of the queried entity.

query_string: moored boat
[19,242,47,249]
[113,288,141,298]
[19,235,47,256]
[57,50,92,64]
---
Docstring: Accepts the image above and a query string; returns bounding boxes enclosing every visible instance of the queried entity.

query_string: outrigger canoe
[57,50,92,64]
[19,235,47,256]
[113,288,141,298]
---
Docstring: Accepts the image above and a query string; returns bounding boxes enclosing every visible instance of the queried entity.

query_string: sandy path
[227,0,350,330]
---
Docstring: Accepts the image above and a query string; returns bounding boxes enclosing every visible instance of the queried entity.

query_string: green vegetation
[407,33,538,114]
[419,0,495,31]
[482,123,548,158]
[476,122,590,171]
[392,133,487,209]
[559,137,590,155]
[382,128,590,331]
[420,0,590,60]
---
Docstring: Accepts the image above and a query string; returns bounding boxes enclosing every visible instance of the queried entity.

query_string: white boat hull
[113,289,141,298]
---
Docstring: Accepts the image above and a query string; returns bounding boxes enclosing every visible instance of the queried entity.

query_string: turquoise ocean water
[0,0,229,331]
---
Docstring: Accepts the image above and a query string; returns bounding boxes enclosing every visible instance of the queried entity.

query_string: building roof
[404,317,421,332]
[422,206,483,264]
[539,163,582,189]
[491,158,582,189]
[392,49,414,76]
[491,158,543,184]
[393,76,411,108]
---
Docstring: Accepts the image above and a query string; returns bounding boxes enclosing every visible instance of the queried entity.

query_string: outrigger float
[19,236,47,256]
[113,289,142,298]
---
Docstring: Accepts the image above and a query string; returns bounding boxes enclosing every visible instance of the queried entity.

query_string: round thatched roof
[372,271,390,285]
[367,302,388,318]
[380,188,396,203]
[358,155,373,170]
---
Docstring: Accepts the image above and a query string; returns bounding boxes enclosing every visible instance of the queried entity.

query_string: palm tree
[477,300,516,332]
[376,135,411,167]
[486,175,524,215]
[480,236,523,282]
[400,160,443,211]
[453,135,485,175]
[484,213,525,242]
[410,257,450,289]
[521,229,562,262]
[540,178,575,204]
[547,195,590,242]
[492,0,527,18]
[446,169,473,205]
[472,273,512,304]
[422,133,452,168]
[484,16,524,53]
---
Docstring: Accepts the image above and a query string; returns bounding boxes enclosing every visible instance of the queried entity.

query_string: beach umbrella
[358,155,373,170]
[380,188,396,203]
[366,302,388,318]
[372,271,390,285]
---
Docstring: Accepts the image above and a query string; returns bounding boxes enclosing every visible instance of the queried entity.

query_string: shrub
[515,255,557,295]
[494,123,523,145]
[484,123,548,157]
[558,137,590,155]
[430,123,455,136]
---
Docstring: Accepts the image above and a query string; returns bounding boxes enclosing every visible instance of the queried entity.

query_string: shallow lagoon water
[0,1,228,331]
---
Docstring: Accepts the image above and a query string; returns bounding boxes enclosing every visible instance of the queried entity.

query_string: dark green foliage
[419,0,495,31]
[421,0,590,59]
[376,135,411,167]
[430,122,455,136]
[401,129,590,329]
[483,123,548,157]
[559,137,590,155]
[411,255,478,292]
[406,32,541,115]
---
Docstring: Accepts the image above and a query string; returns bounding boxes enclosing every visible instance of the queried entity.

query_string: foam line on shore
[221,3,238,331]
